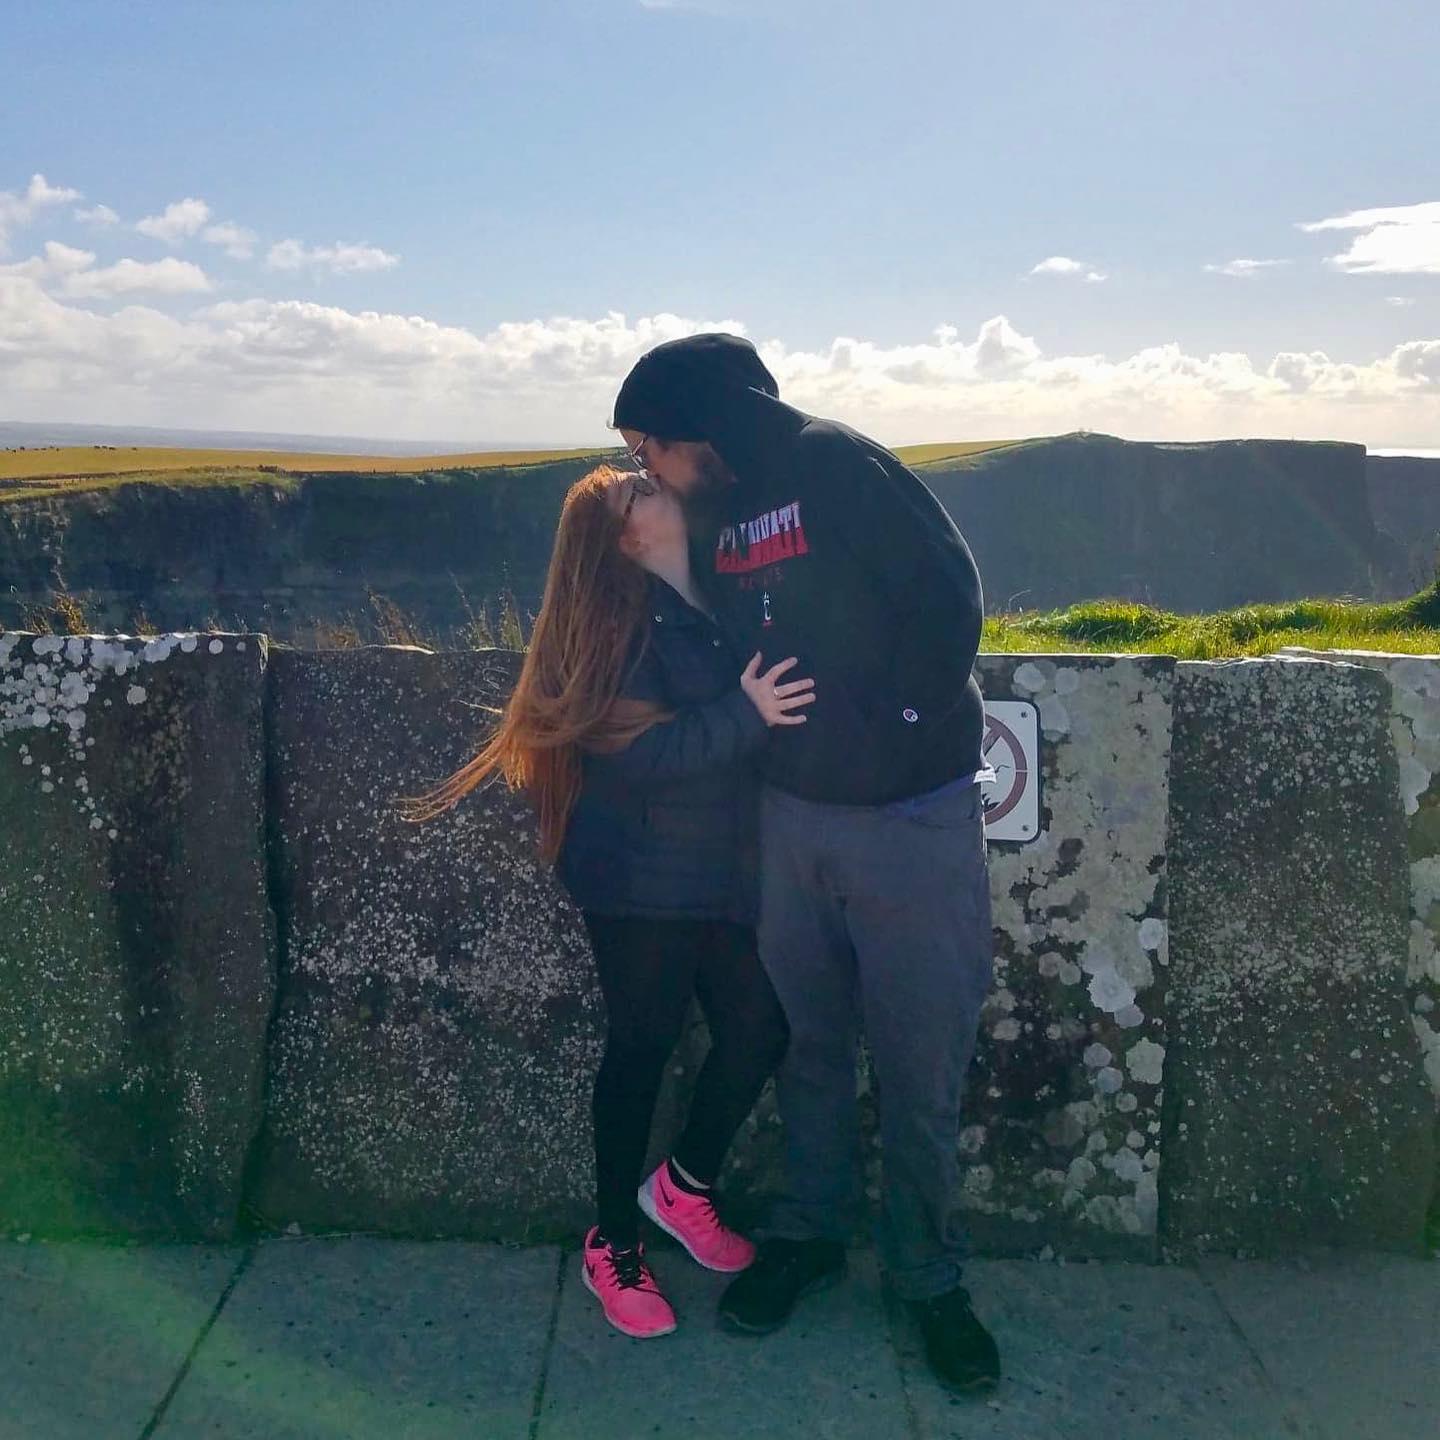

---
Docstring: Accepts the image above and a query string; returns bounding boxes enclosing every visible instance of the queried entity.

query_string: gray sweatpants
[756,778,994,1300]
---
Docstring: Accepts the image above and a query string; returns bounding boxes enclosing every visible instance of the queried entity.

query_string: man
[611,333,999,1394]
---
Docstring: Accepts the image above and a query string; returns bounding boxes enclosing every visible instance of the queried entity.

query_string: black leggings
[583,914,790,1248]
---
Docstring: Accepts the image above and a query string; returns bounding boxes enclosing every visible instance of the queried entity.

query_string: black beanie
[611,332,780,441]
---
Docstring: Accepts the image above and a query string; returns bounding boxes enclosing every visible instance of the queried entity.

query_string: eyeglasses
[623,433,650,473]
[620,469,659,526]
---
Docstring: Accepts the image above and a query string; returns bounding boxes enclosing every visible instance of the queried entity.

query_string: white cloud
[975,315,1042,375]
[1300,200,1440,275]
[63,257,211,298]
[4,243,212,298]
[1387,296,1416,307]
[1204,258,1290,278]
[2,280,1436,446]
[0,240,97,281]
[202,221,258,259]
[48,242,98,274]
[1030,255,1106,283]
[74,203,120,227]
[135,197,212,243]
[1269,350,1334,393]
[266,238,400,274]
[1301,201,1440,233]
[18,174,81,209]
[1394,340,1440,385]
[0,173,82,252]
[35,240,97,273]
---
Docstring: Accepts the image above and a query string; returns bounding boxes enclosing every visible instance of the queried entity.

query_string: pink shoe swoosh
[581,1227,677,1339]
[638,1164,756,1273]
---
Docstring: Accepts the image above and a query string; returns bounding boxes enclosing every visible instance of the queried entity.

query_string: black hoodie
[613,333,986,807]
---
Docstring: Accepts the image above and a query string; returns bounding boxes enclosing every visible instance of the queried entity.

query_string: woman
[397,462,811,1339]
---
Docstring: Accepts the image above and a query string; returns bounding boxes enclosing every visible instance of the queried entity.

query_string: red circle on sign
[982,712,1029,825]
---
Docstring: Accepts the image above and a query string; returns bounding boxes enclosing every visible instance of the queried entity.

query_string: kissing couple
[404,333,1000,1394]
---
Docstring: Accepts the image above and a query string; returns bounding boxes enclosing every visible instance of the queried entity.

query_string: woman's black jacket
[554,574,767,923]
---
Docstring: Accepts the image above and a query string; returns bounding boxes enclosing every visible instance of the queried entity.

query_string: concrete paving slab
[0,1238,241,1440]
[538,1243,910,1439]
[889,1259,1317,1439]
[153,1238,558,1440]
[1200,1252,1440,1440]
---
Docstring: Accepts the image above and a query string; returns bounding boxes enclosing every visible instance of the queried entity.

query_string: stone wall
[1162,658,1433,1256]
[954,656,1174,1258]
[1279,648,1440,1243]
[247,647,603,1240]
[1276,650,1440,1097]
[0,631,274,1238]
[1,631,1434,1254]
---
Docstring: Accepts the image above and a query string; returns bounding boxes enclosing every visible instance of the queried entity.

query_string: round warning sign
[980,701,1041,842]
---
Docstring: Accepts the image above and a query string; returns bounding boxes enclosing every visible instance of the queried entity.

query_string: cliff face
[0,436,1419,640]
[1367,455,1440,597]
[0,459,594,641]
[921,433,1380,613]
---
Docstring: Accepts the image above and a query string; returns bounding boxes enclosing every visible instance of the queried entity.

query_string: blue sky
[2,0,1437,447]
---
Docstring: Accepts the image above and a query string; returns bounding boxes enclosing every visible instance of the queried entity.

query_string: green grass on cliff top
[984,586,1440,659]
[0,443,605,482]
[0,439,1017,503]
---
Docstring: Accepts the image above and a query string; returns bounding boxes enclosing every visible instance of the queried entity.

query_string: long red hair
[394,464,671,860]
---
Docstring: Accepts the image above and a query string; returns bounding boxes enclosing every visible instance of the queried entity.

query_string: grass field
[0,466,305,505]
[18,579,1440,659]
[0,443,608,483]
[0,437,1017,487]
[982,588,1440,658]
[895,440,1019,467]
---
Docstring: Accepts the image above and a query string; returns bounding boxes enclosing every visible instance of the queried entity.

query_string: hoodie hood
[611,332,809,482]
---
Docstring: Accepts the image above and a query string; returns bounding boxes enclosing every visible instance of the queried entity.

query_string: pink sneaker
[638,1161,756,1273]
[580,1228,677,1339]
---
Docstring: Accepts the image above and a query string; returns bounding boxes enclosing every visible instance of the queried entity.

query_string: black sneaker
[909,1285,1000,1394]
[717,1237,846,1334]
